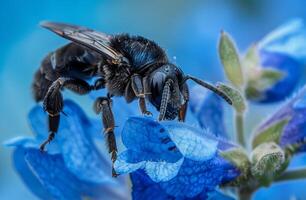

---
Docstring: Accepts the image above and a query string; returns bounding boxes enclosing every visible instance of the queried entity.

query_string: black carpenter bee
[32,22,232,176]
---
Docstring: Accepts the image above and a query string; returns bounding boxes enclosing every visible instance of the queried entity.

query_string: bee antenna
[158,79,173,121]
[184,75,232,105]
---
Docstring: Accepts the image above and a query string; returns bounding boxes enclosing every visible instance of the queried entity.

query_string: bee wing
[41,21,129,64]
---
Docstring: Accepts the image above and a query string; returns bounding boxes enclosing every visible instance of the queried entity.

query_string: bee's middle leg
[94,95,118,177]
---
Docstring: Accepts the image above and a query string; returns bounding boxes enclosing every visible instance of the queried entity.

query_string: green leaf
[220,147,250,172]
[252,118,290,148]
[251,142,286,186]
[217,83,246,113]
[245,68,284,101]
[219,31,244,87]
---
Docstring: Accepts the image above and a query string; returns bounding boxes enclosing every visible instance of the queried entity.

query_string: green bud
[251,142,285,186]
[219,31,244,87]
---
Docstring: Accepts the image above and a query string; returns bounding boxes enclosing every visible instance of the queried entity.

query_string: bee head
[147,63,185,120]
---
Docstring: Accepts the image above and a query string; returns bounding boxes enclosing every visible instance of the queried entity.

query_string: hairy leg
[94,95,118,177]
[131,74,152,115]
[40,77,94,151]
[178,83,189,122]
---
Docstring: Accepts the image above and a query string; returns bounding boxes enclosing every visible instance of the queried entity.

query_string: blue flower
[114,117,240,199]
[189,85,228,138]
[259,19,306,63]
[256,51,301,103]
[5,100,129,200]
[252,19,306,103]
[255,86,306,152]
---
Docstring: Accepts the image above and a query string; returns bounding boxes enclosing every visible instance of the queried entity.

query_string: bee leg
[131,74,152,116]
[40,115,60,151]
[41,77,94,151]
[94,96,118,177]
[178,83,189,122]
[40,78,64,151]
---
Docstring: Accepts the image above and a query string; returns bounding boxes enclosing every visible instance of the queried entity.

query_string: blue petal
[131,170,236,200]
[28,100,115,184]
[55,100,115,184]
[162,122,218,161]
[7,138,128,200]
[189,86,227,138]
[115,150,184,182]
[24,148,84,200]
[256,86,306,151]
[115,117,184,181]
[12,147,53,200]
[130,170,171,200]
[256,51,301,103]
[121,116,183,162]
[258,19,306,64]
[116,117,239,198]
[4,136,39,148]
[130,156,239,199]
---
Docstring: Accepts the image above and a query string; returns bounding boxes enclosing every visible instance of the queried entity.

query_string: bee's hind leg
[40,77,94,151]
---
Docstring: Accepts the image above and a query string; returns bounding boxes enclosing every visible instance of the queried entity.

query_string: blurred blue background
[1,0,306,199]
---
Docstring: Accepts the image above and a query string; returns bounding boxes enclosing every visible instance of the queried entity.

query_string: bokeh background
[1,0,306,199]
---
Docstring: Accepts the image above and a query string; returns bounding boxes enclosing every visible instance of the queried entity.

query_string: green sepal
[251,142,286,186]
[220,147,250,173]
[217,83,246,113]
[242,44,284,101]
[245,68,284,101]
[219,31,244,87]
[252,118,290,149]
[220,147,251,184]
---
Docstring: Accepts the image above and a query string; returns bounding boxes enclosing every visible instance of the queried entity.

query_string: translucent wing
[40,21,129,65]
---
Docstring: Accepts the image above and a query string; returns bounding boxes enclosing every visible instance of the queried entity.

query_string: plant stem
[235,112,245,147]
[238,189,252,200]
[275,168,306,182]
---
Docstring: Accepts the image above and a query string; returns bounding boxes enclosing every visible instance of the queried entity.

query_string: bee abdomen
[32,53,57,102]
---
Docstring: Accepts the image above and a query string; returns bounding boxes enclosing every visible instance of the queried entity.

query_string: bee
[32,22,232,176]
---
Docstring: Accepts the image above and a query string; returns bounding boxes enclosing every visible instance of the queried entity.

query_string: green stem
[275,168,306,182]
[235,112,245,147]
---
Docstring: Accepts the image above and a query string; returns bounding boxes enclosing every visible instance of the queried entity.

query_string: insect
[32,22,232,177]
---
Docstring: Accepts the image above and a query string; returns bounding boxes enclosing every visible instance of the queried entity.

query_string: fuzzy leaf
[251,142,285,186]
[219,31,244,87]
[217,83,246,113]
[252,118,290,148]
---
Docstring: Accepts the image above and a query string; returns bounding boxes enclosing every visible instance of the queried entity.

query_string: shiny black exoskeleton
[32,22,232,177]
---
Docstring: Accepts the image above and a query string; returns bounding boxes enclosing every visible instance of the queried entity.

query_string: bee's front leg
[131,74,152,116]
[178,83,189,122]
[94,96,118,177]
